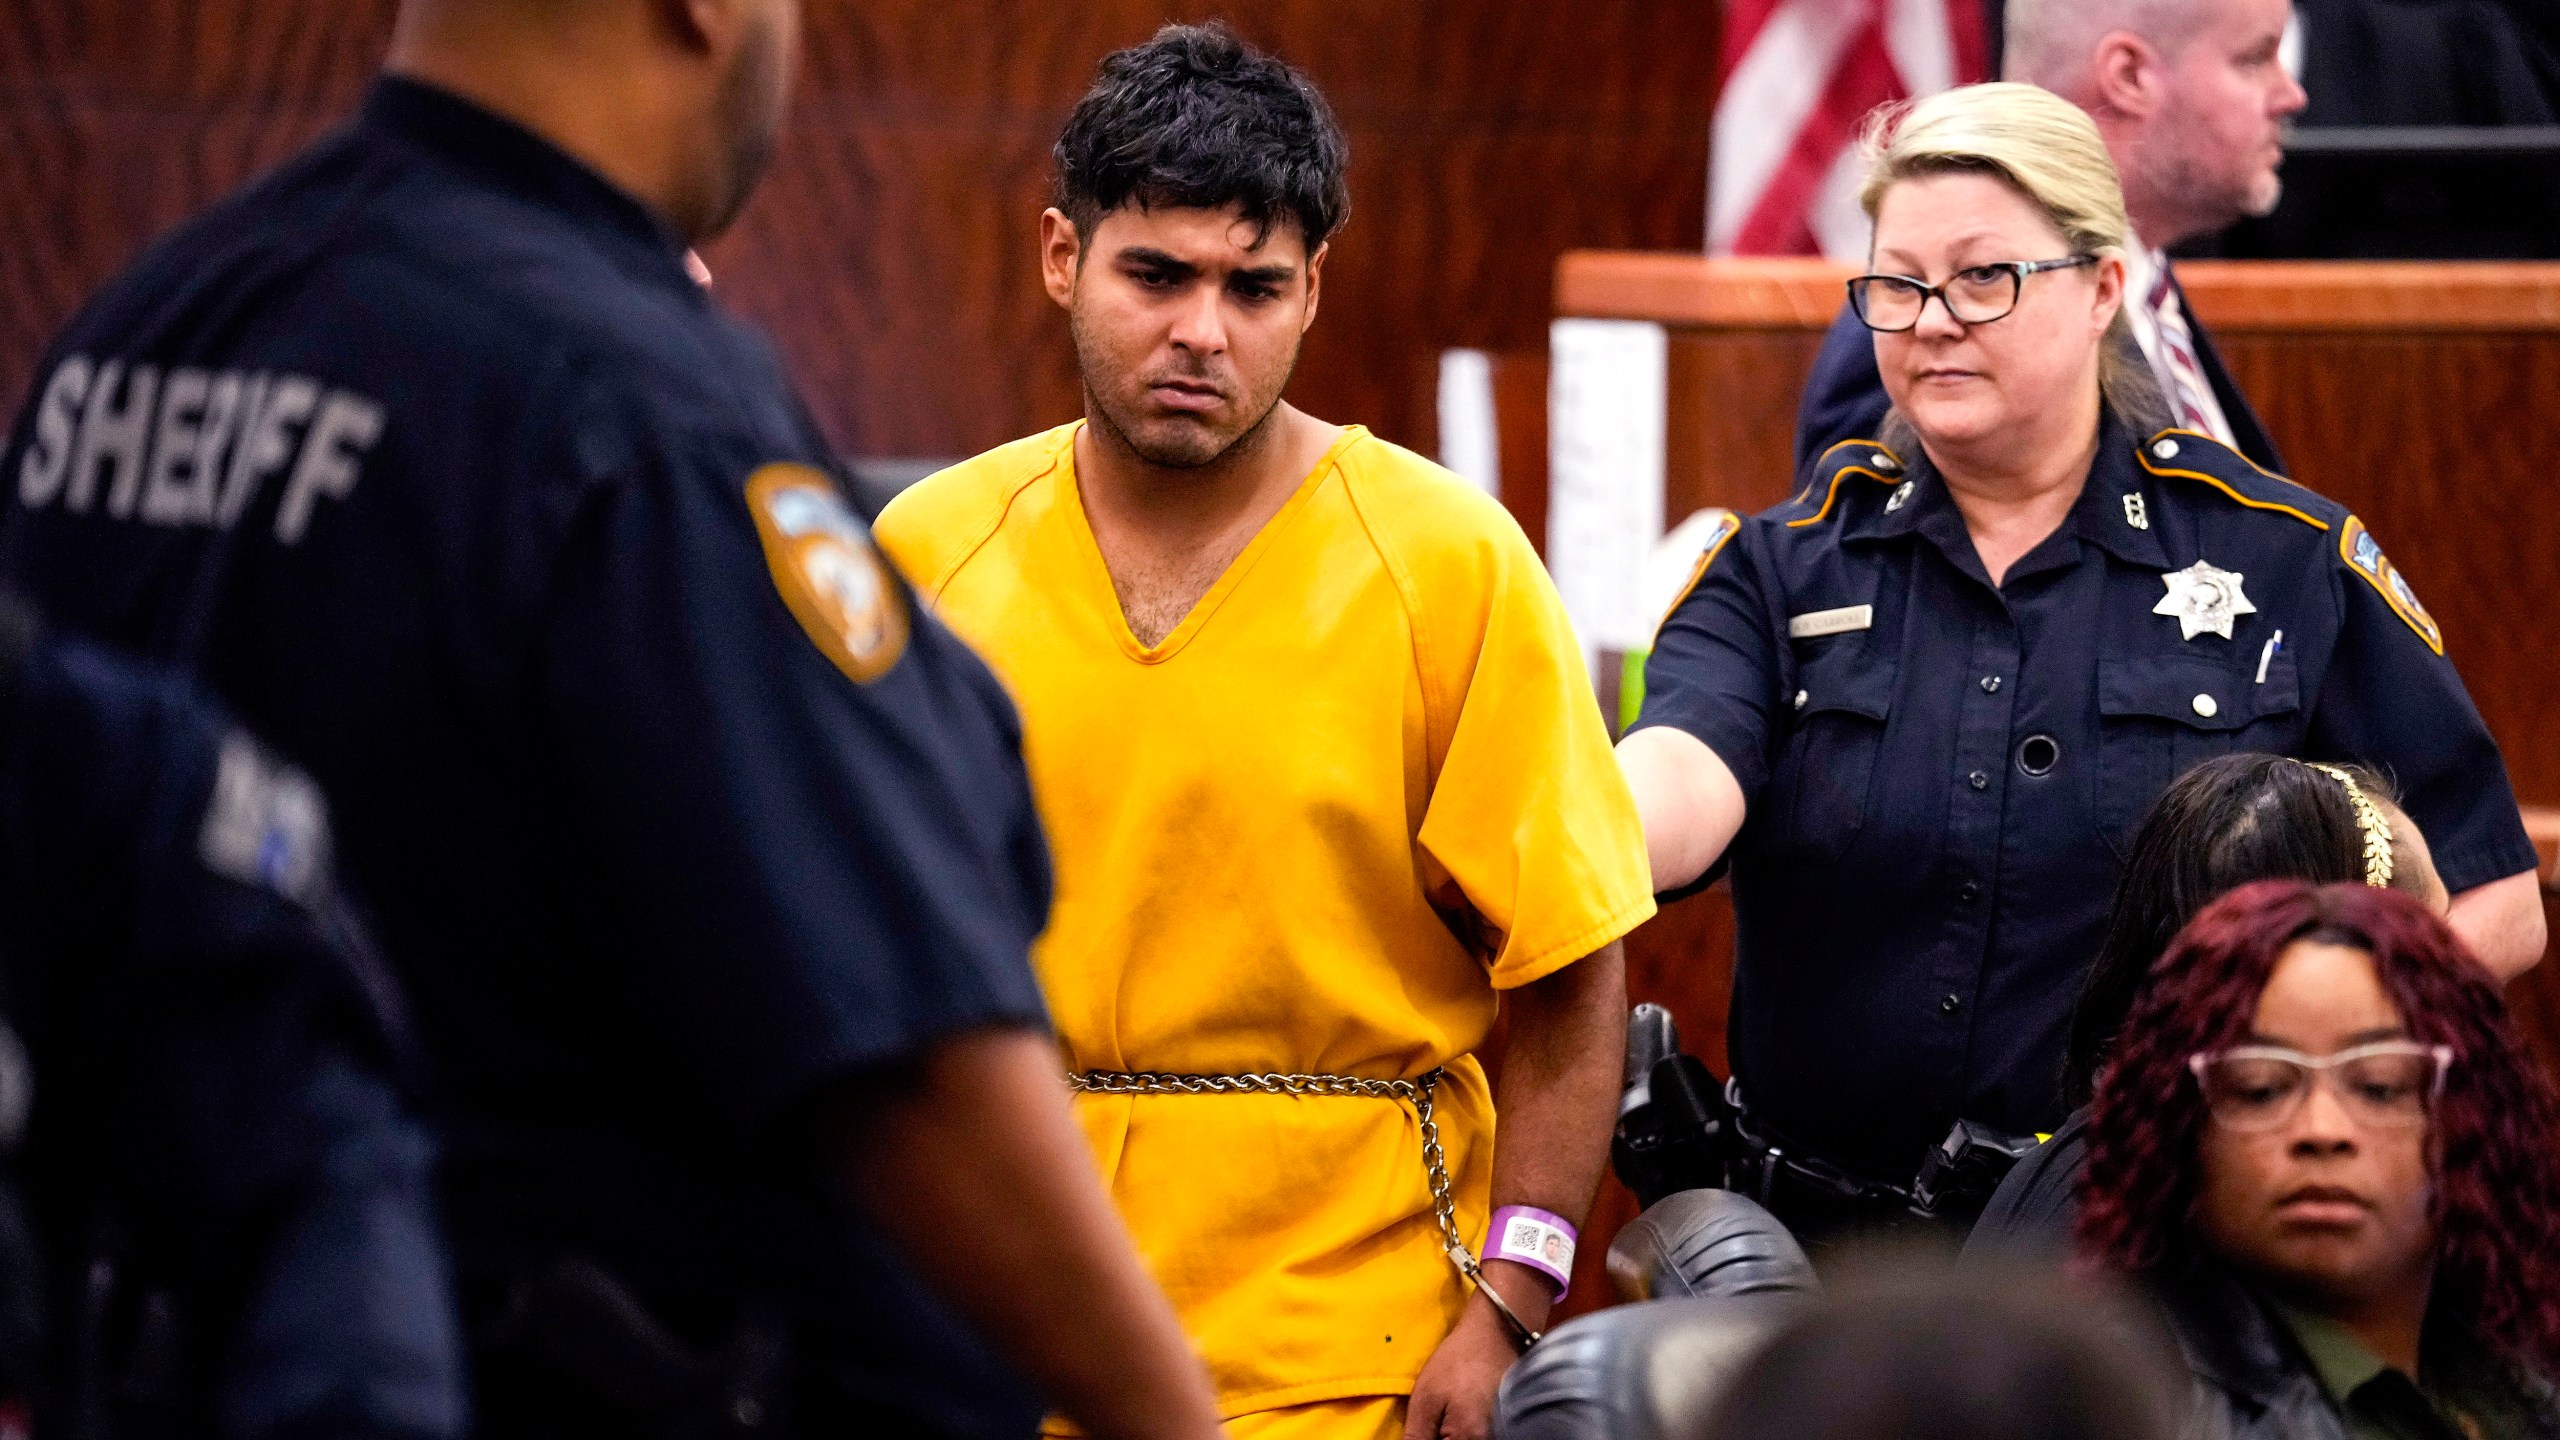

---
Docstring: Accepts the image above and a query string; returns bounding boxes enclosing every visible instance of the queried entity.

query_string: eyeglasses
[2187,1041,2455,1133]
[1846,256,2098,333]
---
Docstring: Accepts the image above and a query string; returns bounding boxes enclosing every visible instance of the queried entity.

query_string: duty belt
[1068,1067,1541,1348]
[1726,1080,2038,1223]
[1728,1083,1910,1209]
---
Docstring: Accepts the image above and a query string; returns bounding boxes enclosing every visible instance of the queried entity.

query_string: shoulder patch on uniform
[1786,439,1905,529]
[200,733,333,908]
[747,462,911,684]
[2337,515,2444,655]
[1653,510,1743,639]
[2135,429,2331,533]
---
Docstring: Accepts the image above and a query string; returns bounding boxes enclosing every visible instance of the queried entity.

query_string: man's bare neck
[384,29,695,236]
[1076,403,1345,647]
[2113,152,2208,253]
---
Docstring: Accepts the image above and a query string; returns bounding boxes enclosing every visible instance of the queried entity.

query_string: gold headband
[2305,762,2395,889]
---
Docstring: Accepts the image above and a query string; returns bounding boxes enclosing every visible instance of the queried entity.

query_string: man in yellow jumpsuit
[875,23,1655,1440]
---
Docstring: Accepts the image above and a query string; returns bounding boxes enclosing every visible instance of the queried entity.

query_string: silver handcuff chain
[1067,1067,1542,1348]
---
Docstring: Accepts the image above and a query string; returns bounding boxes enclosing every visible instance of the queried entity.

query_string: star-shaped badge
[2154,559,2258,641]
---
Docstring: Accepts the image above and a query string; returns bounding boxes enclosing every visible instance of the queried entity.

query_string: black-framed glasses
[2187,1041,2455,1133]
[1847,255,2098,332]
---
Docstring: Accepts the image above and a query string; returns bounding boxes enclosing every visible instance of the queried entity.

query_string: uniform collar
[2066,415,2171,570]
[1846,411,2169,575]
[358,76,697,293]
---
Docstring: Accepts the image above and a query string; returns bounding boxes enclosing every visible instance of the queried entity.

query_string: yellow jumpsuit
[875,424,1655,1430]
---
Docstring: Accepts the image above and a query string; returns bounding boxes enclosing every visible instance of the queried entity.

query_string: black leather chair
[1492,1190,1816,1440]
[1604,1189,1816,1302]
[1492,1294,1803,1440]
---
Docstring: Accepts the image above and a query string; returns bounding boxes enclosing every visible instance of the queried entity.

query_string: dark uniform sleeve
[7,625,465,1440]
[1635,516,1786,807]
[1792,304,1891,484]
[536,425,1051,1135]
[2308,522,2538,896]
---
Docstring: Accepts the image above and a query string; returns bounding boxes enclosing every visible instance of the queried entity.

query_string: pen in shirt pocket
[2256,630,2283,685]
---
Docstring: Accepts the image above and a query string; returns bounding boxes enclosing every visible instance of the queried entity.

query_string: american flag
[1708,0,1992,259]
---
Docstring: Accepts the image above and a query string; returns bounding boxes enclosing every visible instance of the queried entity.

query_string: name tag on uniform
[1787,604,1873,639]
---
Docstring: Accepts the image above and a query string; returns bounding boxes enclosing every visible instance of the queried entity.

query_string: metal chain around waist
[1066,1067,1540,1347]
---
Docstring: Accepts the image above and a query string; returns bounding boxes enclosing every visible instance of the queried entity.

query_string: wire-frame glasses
[2187,1040,2455,1133]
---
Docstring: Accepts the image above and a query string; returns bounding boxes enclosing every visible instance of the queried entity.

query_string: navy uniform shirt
[0,79,1051,1434]
[0,598,462,1439]
[1637,416,2535,1176]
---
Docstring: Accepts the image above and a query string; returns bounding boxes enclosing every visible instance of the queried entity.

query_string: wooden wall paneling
[2172,261,2560,330]
[708,0,1722,459]
[2206,332,2560,809]
[1664,329,1829,521]
[1490,350,1551,559]
[3,2,1721,465]
[0,1,399,420]
[1556,251,1852,329]
[2516,812,2560,1071]
[2531,891,2560,1069]
[1561,250,1845,520]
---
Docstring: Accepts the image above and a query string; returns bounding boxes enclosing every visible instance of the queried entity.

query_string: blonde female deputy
[1616,82,2543,1247]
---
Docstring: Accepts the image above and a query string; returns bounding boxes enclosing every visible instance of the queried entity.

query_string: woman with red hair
[2080,880,2560,1438]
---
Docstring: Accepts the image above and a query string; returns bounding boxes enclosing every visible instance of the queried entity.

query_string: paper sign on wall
[1547,318,1668,671]
[1436,348,1501,498]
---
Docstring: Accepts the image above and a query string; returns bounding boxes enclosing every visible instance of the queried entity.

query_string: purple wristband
[1485,1205,1577,1296]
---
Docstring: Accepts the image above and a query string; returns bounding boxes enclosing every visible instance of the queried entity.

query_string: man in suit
[1795,0,2307,478]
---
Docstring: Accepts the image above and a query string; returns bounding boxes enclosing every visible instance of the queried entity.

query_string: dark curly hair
[2078,881,2560,1371]
[2064,755,2396,1108]
[1052,21,1350,249]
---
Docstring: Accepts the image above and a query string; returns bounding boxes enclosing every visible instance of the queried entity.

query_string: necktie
[2147,267,2219,435]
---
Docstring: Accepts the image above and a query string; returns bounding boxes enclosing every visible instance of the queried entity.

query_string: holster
[1609,1005,1738,1209]
[1909,1119,2041,1218]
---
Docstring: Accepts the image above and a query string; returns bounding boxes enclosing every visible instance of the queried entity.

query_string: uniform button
[1871,452,1900,472]
[2192,693,2220,719]
[1794,689,1809,711]
[1958,881,1982,903]
[1940,994,1963,1014]
[2153,438,2181,460]
[1979,675,2002,694]
[1968,770,1990,791]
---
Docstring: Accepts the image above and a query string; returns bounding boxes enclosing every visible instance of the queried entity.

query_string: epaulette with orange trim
[2132,428,2341,534]
[1651,508,1744,642]
[1783,438,1909,529]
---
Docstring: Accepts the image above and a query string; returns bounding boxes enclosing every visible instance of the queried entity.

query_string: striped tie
[2148,267,2218,434]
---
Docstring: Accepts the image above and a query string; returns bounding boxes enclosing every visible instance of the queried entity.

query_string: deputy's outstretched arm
[2447,870,2547,982]
[1616,727,1748,894]
[1406,941,1629,1440]
[827,1028,1223,1440]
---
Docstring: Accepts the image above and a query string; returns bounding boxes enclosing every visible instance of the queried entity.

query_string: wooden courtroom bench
[1539,254,2560,1317]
